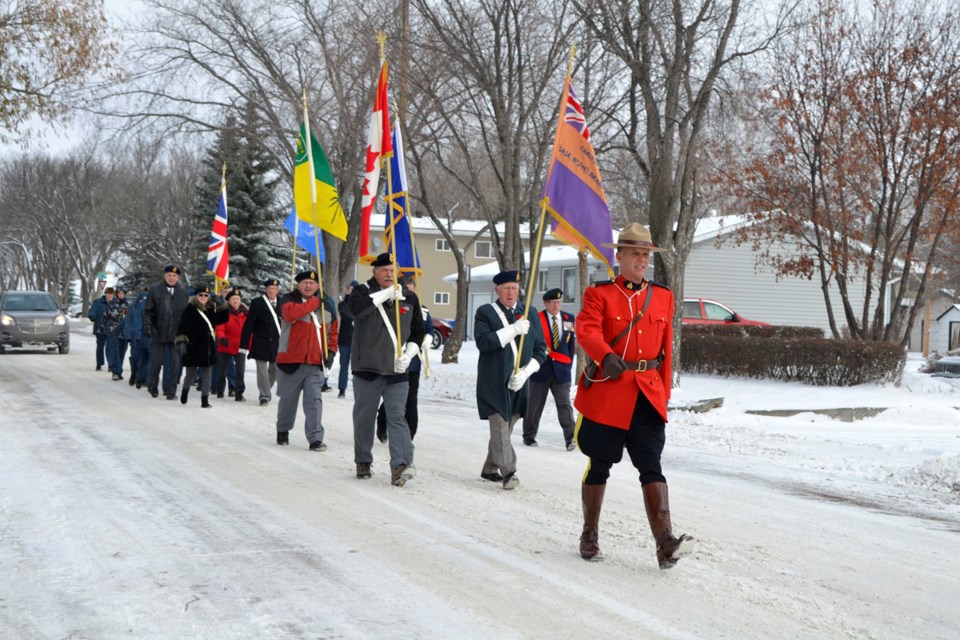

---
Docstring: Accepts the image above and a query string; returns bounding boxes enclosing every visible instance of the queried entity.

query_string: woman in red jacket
[215,290,249,401]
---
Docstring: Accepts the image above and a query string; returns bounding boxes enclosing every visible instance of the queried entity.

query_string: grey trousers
[254,359,277,403]
[482,413,519,477]
[182,365,212,397]
[353,375,413,469]
[276,364,325,445]
[523,378,575,444]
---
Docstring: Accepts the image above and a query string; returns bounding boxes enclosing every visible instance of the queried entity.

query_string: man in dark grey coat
[347,253,425,487]
[474,270,547,490]
[240,277,282,406]
[144,264,190,399]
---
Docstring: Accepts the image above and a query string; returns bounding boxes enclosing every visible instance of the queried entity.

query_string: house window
[435,238,450,252]
[475,240,493,259]
[951,322,960,351]
[434,292,450,305]
[537,270,548,292]
[561,267,577,303]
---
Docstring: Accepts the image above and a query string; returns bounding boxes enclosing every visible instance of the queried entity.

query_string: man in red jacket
[275,270,338,450]
[574,223,695,569]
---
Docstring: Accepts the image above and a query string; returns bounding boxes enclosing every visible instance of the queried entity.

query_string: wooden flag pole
[302,90,329,367]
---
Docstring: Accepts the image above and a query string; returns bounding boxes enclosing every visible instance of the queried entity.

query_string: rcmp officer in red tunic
[574,223,696,568]
[522,288,577,450]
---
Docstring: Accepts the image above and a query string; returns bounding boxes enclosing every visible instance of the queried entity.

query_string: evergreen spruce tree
[189,104,289,296]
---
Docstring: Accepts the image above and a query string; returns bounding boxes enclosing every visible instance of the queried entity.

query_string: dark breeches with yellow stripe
[577,392,666,486]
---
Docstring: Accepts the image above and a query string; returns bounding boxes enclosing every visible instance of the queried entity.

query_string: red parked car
[431,317,453,349]
[681,298,770,326]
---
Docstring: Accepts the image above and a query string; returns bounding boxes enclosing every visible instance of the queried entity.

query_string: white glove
[393,342,420,373]
[239,348,248,356]
[507,359,540,391]
[422,334,433,352]
[495,318,530,348]
[369,285,404,307]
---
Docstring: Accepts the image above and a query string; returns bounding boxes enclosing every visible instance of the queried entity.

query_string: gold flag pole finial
[567,44,576,77]
[377,31,387,63]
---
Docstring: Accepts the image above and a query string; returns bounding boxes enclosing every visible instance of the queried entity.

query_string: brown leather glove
[601,353,627,380]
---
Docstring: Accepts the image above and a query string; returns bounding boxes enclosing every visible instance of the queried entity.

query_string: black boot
[201,395,211,408]
[180,386,189,405]
[643,482,696,570]
[580,483,606,561]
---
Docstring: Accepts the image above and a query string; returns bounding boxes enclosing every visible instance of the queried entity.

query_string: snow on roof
[936,304,960,321]
[442,245,602,282]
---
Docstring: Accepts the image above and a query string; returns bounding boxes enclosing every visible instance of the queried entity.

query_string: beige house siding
[348,215,558,320]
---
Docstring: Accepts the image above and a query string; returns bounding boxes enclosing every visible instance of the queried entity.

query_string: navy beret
[262,278,280,287]
[542,288,563,301]
[493,270,521,285]
[371,252,394,267]
[163,264,181,274]
[295,270,319,283]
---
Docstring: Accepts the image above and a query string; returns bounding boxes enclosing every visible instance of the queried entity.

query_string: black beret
[295,270,319,283]
[225,289,241,300]
[163,264,181,274]
[493,270,521,285]
[262,278,280,287]
[194,285,211,294]
[371,252,394,267]
[542,288,563,301]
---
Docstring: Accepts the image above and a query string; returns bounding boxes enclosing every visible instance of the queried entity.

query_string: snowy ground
[1,322,958,639]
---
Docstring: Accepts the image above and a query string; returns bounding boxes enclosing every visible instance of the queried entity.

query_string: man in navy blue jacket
[522,288,577,450]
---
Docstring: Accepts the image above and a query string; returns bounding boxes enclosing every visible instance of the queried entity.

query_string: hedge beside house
[680,330,906,386]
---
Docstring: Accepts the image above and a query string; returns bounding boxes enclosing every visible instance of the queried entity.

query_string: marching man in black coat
[522,288,577,450]
[474,270,547,490]
[175,285,229,408]
[240,278,282,406]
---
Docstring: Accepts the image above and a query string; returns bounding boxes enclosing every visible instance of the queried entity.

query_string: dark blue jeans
[338,346,352,392]
[95,333,107,368]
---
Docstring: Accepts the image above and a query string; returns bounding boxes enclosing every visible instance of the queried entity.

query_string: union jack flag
[564,84,590,141]
[206,172,229,287]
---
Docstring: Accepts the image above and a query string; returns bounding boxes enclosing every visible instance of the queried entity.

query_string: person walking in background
[176,285,229,408]
[114,287,130,374]
[275,270,338,451]
[240,278,282,406]
[215,289,248,402]
[87,286,114,371]
[522,288,577,450]
[336,280,358,398]
[123,289,152,389]
[573,223,695,568]
[319,292,339,393]
[376,274,435,443]
[104,288,128,381]
[347,253,425,486]
[474,270,547,490]
[145,265,190,400]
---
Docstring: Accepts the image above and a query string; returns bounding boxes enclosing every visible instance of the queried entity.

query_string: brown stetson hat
[601,222,665,252]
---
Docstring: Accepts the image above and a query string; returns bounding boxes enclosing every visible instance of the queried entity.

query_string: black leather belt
[623,359,660,372]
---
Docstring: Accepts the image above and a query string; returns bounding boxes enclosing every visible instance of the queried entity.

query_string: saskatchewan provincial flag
[206,175,230,287]
[382,118,420,275]
[293,123,348,241]
[541,75,615,276]
[284,206,325,263]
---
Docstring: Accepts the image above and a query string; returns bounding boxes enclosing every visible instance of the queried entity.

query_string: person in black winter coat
[144,265,190,400]
[336,280,358,397]
[240,278,282,406]
[175,286,229,408]
[87,287,115,371]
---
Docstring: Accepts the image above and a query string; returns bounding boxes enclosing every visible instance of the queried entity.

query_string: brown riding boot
[642,482,696,570]
[579,483,606,561]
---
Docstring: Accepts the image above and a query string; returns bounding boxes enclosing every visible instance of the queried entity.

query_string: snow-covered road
[1,330,958,639]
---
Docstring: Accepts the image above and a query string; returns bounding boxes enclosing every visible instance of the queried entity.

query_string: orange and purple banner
[541,76,614,275]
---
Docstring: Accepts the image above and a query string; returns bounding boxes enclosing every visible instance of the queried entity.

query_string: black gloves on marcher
[601,353,628,380]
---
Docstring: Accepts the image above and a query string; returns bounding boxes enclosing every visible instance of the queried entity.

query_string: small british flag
[564,84,590,141]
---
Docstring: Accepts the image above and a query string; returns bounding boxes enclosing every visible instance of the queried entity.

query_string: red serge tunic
[574,275,674,428]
